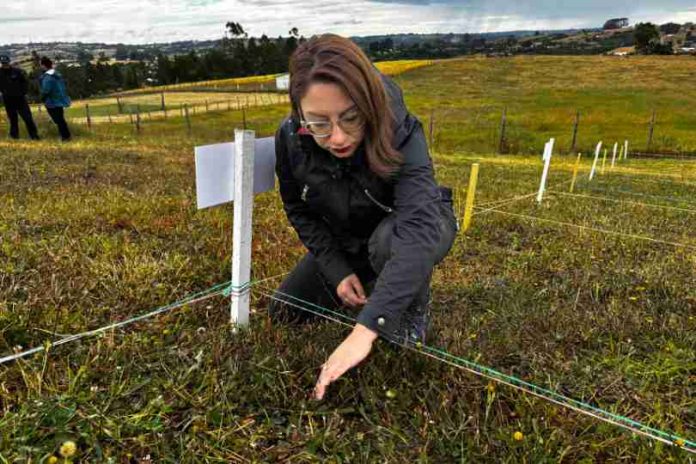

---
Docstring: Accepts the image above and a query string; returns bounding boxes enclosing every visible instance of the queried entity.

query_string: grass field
[0,55,694,462]
[395,55,696,155]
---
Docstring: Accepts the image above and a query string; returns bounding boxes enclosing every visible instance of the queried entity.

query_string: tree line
[16,21,691,103]
[20,23,304,102]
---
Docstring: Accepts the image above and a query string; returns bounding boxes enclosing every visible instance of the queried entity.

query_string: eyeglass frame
[299,105,365,139]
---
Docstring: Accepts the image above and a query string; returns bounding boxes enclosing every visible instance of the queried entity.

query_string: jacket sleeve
[356,117,442,339]
[19,70,28,96]
[40,75,51,101]
[275,121,355,289]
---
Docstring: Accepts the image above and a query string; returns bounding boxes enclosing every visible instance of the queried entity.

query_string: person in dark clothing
[0,55,40,140]
[38,56,72,141]
[270,34,457,400]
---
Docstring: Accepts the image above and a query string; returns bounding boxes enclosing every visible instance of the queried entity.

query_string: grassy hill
[0,55,694,461]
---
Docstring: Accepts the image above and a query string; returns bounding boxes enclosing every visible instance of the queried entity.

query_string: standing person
[39,56,72,141]
[0,54,40,140]
[270,34,458,400]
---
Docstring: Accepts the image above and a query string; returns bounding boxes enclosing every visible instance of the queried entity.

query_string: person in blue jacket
[270,34,457,400]
[39,56,72,141]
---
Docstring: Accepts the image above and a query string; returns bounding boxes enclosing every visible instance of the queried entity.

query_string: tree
[226,22,246,39]
[76,49,94,64]
[659,22,682,34]
[114,44,129,60]
[634,22,660,53]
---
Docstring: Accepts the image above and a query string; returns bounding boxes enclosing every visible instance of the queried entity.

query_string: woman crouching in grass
[270,34,457,400]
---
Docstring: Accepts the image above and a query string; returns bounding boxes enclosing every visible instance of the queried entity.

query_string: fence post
[160,92,166,111]
[610,142,618,168]
[85,104,92,130]
[462,163,480,232]
[624,140,629,160]
[205,100,209,112]
[242,108,247,130]
[184,104,191,135]
[570,110,580,154]
[646,110,656,152]
[497,107,507,154]
[429,109,435,149]
[230,129,255,327]
[135,105,141,134]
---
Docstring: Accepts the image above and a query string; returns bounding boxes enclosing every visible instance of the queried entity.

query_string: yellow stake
[600,148,608,174]
[570,152,582,193]
[617,145,624,167]
[462,163,480,232]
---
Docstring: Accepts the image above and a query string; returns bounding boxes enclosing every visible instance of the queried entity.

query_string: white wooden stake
[589,141,602,180]
[611,142,618,168]
[624,140,629,160]
[230,129,255,326]
[537,138,554,203]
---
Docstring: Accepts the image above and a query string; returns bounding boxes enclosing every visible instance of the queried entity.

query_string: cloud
[1,0,695,45]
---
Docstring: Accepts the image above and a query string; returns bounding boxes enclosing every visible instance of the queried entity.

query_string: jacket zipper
[363,189,393,213]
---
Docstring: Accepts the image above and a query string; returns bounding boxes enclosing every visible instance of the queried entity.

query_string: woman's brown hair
[288,34,402,178]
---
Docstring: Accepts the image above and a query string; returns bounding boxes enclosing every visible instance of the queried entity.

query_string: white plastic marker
[589,141,602,180]
[601,148,608,174]
[624,140,629,160]
[194,130,276,325]
[537,138,554,203]
[611,142,618,168]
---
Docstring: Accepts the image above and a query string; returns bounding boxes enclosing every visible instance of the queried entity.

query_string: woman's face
[299,82,365,159]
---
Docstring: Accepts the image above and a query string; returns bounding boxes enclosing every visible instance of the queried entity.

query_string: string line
[255,285,695,453]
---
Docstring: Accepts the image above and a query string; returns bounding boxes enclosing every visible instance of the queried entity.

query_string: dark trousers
[46,106,71,140]
[268,195,458,328]
[4,96,39,139]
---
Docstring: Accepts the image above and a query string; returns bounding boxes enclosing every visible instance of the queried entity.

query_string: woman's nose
[328,123,349,146]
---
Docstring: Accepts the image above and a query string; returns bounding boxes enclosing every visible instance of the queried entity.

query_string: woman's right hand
[337,274,367,307]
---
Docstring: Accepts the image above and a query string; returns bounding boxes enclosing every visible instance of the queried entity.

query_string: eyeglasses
[300,107,365,138]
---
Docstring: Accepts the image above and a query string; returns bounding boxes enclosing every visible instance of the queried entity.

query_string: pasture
[0,55,694,462]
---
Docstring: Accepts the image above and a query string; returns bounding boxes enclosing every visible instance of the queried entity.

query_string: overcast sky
[3,0,695,45]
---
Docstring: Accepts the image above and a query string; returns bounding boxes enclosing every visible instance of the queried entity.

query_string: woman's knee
[267,253,340,324]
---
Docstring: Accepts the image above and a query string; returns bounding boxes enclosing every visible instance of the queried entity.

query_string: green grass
[0,55,694,462]
[396,55,696,155]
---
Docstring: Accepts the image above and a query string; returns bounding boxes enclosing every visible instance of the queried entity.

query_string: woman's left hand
[314,324,378,400]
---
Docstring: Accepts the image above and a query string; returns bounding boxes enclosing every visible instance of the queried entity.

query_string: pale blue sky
[3,0,695,44]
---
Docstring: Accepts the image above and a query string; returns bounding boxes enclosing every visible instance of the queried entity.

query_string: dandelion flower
[59,440,77,458]
[513,431,524,441]
[47,457,59,464]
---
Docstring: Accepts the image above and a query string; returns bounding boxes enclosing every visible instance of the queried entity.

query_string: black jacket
[274,74,442,338]
[0,67,29,98]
